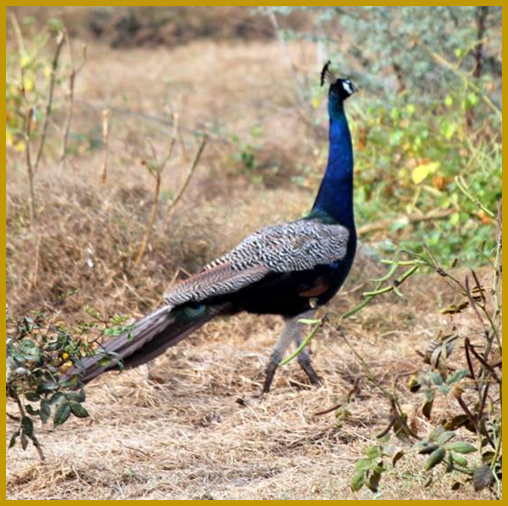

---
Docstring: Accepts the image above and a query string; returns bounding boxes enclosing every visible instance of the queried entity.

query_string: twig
[99,109,110,184]
[9,11,27,57]
[466,338,500,384]
[133,114,180,266]
[464,276,487,333]
[313,377,361,416]
[165,135,208,220]
[455,394,494,448]
[31,233,42,288]
[455,175,496,219]
[19,91,37,225]
[464,337,476,381]
[134,156,164,267]
[376,418,396,439]
[34,31,65,173]
[14,395,45,462]
[61,31,87,165]
[279,317,326,367]
[134,114,205,267]
[357,209,453,236]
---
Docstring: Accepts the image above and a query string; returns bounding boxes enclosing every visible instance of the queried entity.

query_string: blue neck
[311,102,354,229]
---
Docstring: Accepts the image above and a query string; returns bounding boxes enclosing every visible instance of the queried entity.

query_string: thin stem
[23,104,36,224]
[455,175,496,219]
[100,109,110,183]
[34,31,65,173]
[14,395,45,462]
[165,136,207,220]
[279,318,325,366]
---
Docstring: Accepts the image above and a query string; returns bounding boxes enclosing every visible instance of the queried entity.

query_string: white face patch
[342,80,354,95]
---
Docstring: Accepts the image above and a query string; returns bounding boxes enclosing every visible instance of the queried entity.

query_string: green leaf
[98,356,112,366]
[53,401,71,427]
[65,388,86,403]
[450,452,468,467]
[9,430,20,448]
[49,391,65,405]
[424,448,446,471]
[430,371,443,385]
[22,416,34,438]
[418,443,440,455]
[355,458,374,472]
[350,470,365,492]
[365,444,382,459]
[25,391,40,402]
[40,399,51,423]
[446,370,469,385]
[69,401,89,418]
[47,18,64,33]
[37,381,58,394]
[25,404,40,416]
[446,442,476,454]
[21,433,29,450]
[449,212,460,226]
[467,92,479,107]
[435,431,455,446]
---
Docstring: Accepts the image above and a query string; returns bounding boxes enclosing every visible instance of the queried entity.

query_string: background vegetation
[6,6,501,500]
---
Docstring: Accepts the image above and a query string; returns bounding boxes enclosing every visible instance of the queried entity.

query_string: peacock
[69,62,358,393]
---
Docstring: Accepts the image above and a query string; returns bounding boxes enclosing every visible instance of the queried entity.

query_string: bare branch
[166,135,207,220]
[61,30,87,166]
[34,31,65,173]
[358,209,453,236]
[134,130,207,267]
[22,100,36,224]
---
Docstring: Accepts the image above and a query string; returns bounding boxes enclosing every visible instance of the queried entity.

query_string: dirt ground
[6,10,497,500]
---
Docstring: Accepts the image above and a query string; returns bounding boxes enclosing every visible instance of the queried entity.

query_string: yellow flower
[60,360,73,372]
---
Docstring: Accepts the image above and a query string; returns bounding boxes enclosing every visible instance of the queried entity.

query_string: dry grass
[6,14,497,500]
[6,283,495,499]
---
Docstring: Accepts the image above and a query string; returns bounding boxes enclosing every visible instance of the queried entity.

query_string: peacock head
[321,61,357,108]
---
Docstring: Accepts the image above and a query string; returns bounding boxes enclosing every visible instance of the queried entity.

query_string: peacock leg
[262,309,319,393]
[295,333,322,387]
[262,320,296,393]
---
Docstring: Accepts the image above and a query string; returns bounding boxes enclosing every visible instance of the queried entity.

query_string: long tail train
[70,303,231,384]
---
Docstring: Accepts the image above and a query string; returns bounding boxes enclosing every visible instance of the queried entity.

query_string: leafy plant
[6,305,134,461]
[343,202,502,497]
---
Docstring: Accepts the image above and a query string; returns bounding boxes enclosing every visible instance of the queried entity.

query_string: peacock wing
[224,219,350,272]
[164,262,269,308]
[164,219,350,308]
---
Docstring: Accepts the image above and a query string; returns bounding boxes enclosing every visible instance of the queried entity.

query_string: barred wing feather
[164,220,349,308]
